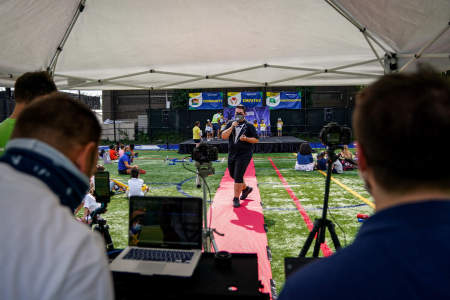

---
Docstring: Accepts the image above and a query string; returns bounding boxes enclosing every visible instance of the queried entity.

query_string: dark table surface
[113,252,270,300]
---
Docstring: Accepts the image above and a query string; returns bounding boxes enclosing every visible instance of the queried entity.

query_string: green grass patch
[96,150,373,295]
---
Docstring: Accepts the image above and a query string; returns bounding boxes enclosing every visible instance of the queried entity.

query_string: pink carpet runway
[208,159,273,296]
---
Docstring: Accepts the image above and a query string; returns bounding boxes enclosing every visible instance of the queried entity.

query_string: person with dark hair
[118,145,146,175]
[295,142,314,171]
[109,144,118,160]
[211,111,222,139]
[221,104,259,208]
[127,167,148,198]
[193,121,201,147]
[279,67,450,300]
[315,151,327,171]
[129,143,138,162]
[0,71,57,155]
[0,92,113,299]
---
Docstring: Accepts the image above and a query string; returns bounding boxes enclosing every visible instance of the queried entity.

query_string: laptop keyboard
[124,248,195,263]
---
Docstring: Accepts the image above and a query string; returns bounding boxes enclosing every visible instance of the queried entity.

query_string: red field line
[267,157,333,257]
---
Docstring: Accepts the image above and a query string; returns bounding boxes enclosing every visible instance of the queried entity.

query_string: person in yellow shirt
[253,119,259,134]
[277,118,284,136]
[192,121,201,147]
[260,119,267,138]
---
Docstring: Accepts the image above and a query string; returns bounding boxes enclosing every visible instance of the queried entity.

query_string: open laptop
[110,196,203,277]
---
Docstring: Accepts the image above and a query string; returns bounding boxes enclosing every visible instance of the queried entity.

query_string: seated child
[339,145,357,171]
[295,143,314,171]
[130,144,138,162]
[332,159,344,174]
[100,149,111,164]
[315,152,327,170]
[127,167,149,198]
[118,145,125,157]
[109,144,118,160]
[75,186,101,224]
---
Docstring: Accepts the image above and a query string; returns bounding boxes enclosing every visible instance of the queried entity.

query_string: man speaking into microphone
[221,104,259,208]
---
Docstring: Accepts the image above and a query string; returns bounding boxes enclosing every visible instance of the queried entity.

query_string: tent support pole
[209,77,263,86]
[399,22,450,72]
[154,77,204,89]
[268,70,324,85]
[362,31,385,69]
[324,0,392,54]
[56,74,148,89]
[47,0,86,76]
[268,59,381,84]
[398,53,450,59]
[211,65,266,77]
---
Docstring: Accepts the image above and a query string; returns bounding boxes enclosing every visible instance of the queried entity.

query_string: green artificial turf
[97,150,374,296]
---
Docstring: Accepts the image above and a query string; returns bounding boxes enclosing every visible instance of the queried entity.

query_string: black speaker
[284,257,320,279]
[324,108,333,122]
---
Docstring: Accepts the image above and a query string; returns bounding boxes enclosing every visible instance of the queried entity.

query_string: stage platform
[178,136,305,154]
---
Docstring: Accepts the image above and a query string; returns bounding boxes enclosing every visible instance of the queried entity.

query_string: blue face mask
[125,151,131,156]
[131,223,142,234]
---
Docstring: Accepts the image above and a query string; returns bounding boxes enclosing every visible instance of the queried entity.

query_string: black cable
[181,156,197,174]
[181,157,214,241]
[326,204,348,247]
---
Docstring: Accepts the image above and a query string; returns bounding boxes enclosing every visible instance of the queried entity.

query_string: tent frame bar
[55,74,149,89]
[397,53,450,59]
[59,58,382,90]
[324,0,392,54]
[362,31,384,69]
[47,0,86,75]
[399,21,450,72]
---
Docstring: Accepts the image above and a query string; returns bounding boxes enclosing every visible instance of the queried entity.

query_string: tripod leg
[203,228,211,252]
[299,219,320,257]
[103,225,114,251]
[312,225,324,257]
[326,220,341,250]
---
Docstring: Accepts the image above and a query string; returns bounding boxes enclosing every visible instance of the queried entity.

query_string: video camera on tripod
[285,122,352,277]
[191,143,223,252]
[92,171,114,250]
[192,143,218,177]
[319,122,352,149]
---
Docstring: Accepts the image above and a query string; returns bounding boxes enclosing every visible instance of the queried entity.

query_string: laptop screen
[129,196,202,249]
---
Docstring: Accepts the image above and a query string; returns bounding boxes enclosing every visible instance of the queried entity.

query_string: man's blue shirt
[279,200,450,300]
[118,154,131,171]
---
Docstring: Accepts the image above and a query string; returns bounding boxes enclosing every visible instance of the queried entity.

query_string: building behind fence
[101,86,360,143]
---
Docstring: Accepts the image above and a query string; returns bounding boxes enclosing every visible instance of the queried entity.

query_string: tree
[171,90,189,110]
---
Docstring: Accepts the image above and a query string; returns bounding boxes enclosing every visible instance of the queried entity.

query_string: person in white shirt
[127,167,149,198]
[82,188,102,223]
[0,92,113,300]
[205,119,213,141]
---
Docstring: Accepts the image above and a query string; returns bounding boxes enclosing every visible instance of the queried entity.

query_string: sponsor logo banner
[266,91,301,109]
[189,92,223,110]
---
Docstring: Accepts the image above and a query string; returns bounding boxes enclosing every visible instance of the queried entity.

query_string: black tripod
[91,204,114,251]
[299,147,341,257]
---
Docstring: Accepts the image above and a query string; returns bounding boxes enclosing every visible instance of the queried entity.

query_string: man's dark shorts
[118,169,128,175]
[213,123,219,132]
[228,157,251,183]
[193,139,201,143]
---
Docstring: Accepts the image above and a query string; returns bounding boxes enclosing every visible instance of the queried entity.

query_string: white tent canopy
[0,0,449,90]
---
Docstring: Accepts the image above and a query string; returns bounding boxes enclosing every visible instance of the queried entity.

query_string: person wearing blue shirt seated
[279,67,450,300]
[118,145,146,175]
[295,143,314,171]
[315,151,327,170]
